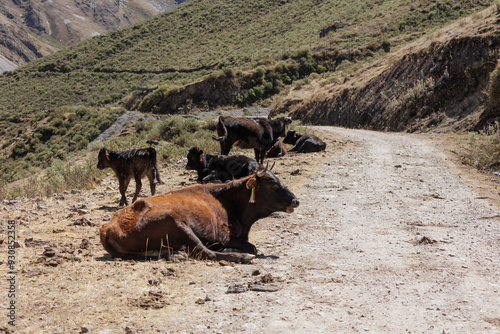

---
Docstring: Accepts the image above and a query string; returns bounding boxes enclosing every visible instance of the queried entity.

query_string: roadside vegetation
[462,61,500,170]
[464,122,500,170]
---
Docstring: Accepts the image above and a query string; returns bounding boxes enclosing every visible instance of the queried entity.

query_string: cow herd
[97,116,325,262]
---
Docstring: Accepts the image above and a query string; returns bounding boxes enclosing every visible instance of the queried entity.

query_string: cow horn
[269,161,276,171]
[257,163,268,177]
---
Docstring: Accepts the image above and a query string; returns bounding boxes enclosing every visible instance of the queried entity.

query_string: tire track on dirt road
[209,127,500,333]
[273,127,500,333]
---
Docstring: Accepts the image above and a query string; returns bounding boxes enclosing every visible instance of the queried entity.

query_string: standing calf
[97,147,163,206]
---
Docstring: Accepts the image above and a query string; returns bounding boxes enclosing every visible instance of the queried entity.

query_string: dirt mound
[273,6,500,132]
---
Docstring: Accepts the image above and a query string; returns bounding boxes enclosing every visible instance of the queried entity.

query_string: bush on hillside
[464,121,500,170]
[488,62,500,106]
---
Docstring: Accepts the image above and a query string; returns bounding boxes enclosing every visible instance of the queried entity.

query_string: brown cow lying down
[100,165,299,263]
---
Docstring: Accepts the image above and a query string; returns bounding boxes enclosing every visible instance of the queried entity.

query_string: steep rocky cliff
[272,6,500,132]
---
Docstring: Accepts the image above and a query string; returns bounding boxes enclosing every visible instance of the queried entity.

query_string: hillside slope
[0,0,187,71]
[272,5,500,132]
[0,0,496,185]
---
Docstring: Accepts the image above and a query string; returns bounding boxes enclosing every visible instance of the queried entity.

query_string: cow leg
[118,177,131,206]
[221,141,232,155]
[224,237,258,254]
[132,175,142,203]
[255,148,265,164]
[174,220,255,263]
[155,164,164,185]
[254,148,260,163]
[147,172,156,196]
[213,251,255,264]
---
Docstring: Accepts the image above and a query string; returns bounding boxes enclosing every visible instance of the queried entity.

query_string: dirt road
[3,127,500,333]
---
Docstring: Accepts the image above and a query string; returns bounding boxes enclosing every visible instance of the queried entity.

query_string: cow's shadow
[95,254,170,262]
[256,254,279,260]
[96,205,118,212]
[96,253,280,262]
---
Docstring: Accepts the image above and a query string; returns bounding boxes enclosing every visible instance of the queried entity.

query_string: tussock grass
[0,158,102,200]
[463,121,500,170]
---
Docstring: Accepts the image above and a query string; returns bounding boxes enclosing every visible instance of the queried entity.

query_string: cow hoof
[239,254,256,264]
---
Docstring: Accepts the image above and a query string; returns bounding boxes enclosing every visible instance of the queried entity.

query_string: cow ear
[246,177,258,189]
[100,148,110,160]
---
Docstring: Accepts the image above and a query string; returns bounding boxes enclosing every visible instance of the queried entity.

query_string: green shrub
[35,126,57,142]
[159,116,199,140]
[11,142,29,158]
[489,63,500,105]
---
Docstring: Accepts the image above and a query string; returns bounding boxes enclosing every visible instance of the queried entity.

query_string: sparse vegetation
[463,121,500,170]
[488,61,500,106]
[1,106,122,184]
[0,157,103,200]
[0,0,497,197]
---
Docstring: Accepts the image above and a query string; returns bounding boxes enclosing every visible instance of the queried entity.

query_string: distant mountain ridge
[0,0,187,72]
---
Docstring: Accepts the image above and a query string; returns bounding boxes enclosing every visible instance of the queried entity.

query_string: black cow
[212,116,292,164]
[97,147,163,206]
[283,130,327,153]
[268,117,293,142]
[186,147,260,183]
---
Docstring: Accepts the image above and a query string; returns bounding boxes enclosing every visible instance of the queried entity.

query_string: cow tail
[212,116,227,142]
[148,147,163,184]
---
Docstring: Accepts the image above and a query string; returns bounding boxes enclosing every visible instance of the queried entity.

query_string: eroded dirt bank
[2,127,500,333]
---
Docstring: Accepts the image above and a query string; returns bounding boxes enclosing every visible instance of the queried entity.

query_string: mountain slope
[273,6,500,132]
[0,0,187,71]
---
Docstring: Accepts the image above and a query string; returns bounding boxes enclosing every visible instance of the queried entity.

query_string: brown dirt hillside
[272,6,500,133]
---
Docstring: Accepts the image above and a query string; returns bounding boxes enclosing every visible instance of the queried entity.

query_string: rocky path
[3,127,500,333]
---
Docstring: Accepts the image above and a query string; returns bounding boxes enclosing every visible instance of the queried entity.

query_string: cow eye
[268,179,279,189]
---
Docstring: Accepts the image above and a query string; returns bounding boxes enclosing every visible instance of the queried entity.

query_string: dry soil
[2,127,500,333]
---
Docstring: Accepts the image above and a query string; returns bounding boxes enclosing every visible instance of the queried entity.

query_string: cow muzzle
[286,198,300,213]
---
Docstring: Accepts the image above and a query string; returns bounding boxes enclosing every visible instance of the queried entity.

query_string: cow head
[245,164,299,214]
[269,117,293,138]
[186,147,204,170]
[283,130,298,145]
[97,148,111,169]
